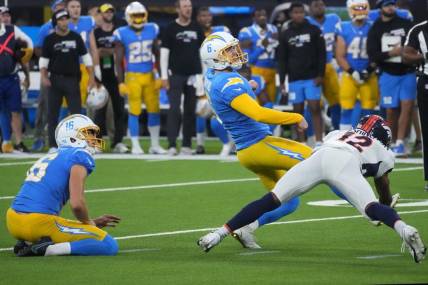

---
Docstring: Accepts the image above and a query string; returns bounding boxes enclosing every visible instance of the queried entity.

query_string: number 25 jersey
[113,23,159,73]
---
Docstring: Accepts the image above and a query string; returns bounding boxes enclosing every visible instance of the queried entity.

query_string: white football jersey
[322,130,395,178]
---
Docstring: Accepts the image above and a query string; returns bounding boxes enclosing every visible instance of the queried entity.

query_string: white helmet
[55,114,104,154]
[86,85,109,110]
[125,1,148,29]
[200,32,248,70]
[347,0,370,21]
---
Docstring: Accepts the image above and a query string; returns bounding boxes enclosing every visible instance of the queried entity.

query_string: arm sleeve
[70,149,96,175]
[277,31,288,84]
[160,47,170,80]
[367,23,390,63]
[230,94,304,125]
[315,28,326,77]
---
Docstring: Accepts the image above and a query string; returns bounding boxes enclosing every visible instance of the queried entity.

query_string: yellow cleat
[1,142,14,153]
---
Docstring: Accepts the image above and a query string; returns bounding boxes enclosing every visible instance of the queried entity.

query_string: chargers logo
[221,77,244,92]
[204,34,226,43]
[55,221,99,237]
[266,143,304,161]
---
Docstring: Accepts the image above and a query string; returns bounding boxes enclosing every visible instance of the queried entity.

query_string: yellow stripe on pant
[237,136,312,190]
[6,208,107,243]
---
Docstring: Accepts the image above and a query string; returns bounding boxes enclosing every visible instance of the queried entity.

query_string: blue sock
[128,114,139,137]
[351,101,362,127]
[70,235,118,256]
[304,107,314,137]
[147,113,160,127]
[340,109,352,127]
[226,192,280,232]
[0,111,11,141]
[59,107,68,121]
[330,104,341,130]
[257,197,300,226]
[210,117,229,144]
[361,108,373,118]
[365,202,400,228]
[196,116,206,133]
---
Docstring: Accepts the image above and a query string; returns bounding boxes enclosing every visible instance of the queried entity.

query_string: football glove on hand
[348,68,364,84]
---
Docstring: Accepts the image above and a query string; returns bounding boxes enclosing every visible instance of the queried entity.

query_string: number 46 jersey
[113,23,159,73]
[321,130,395,178]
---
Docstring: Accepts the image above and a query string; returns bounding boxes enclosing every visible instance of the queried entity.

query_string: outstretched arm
[374,173,393,206]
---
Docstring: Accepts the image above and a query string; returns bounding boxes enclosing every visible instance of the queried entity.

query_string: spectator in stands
[160,0,205,155]
[39,9,95,153]
[278,2,326,145]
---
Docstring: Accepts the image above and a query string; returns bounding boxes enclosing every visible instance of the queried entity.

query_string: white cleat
[197,232,222,252]
[149,146,167,154]
[401,225,427,263]
[131,144,144,155]
[113,143,129,154]
[179,147,194,156]
[219,144,232,157]
[232,225,261,249]
[168,147,178,156]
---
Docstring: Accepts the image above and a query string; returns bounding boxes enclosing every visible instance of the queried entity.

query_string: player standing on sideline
[114,2,166,155]
[160,0,205,156]
[198,115,427,264]
[369,0,413,22]
[31,0,66,152]
[336,0,378,130]
[278,2,326,145]
[238,8,278,104]
[0,7,33,153]
[403,20,428,190]
[90,3,128,154]
[367,0,415,156]
[195,6,230,154]
[7,114,120,257]
[307,0,341,130]
[40,10,95,153]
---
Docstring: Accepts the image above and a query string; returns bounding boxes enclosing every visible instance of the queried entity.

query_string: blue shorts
[0,74,21,112]
[379,72,416,108]
[288,79,321,104]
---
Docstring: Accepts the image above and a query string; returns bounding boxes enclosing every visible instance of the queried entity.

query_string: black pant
[94,73,126,147]
[48,74,81,147]
[167,74,196,148]
[417,75,428,180]
[34,83,49,139]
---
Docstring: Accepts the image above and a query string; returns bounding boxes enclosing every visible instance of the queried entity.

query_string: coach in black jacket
[278,2,326,144]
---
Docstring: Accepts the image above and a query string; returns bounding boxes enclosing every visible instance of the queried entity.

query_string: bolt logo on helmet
[125,1,148,29]
[55,114,105,154]
[347,0,370,21]
[200,31,248,70]
[356,115,392,148]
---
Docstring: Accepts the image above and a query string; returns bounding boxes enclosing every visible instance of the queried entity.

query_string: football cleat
[179,147,194,156]
[219,144,232,157]
[401,225,427,263]
[1,142,14,153]
[13,240,29,255]
[392,143,407,157]
[149,146,167,155]
[113,142,129,154]
[196,145,205,154]
[232,225,261,249]
[197,232,223,252]
[17,237,53,257]
[31,138,45,152]
[131,143,144,155]
[168,147,178,156]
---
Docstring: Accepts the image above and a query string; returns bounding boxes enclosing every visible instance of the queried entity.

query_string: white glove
[349,69,363,84]
[196,98,214,118]
[194,74,205,96]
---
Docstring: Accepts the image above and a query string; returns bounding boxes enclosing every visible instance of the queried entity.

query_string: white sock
[196,133,205,146]
[396,139,404,146]
[131,137,140,147]
[148,125,160,148]
[247,220,259,232]
[44,242,71,256]
[216,225,231,238]
[394,220,407,237]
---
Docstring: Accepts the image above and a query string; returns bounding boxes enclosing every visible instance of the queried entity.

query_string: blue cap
[51,0,65,11]
[376,0,397,8]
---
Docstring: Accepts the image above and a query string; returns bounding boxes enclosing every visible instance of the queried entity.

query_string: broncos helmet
[355,115,392,148]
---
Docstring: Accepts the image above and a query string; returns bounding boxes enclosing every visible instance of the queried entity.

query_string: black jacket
[278,20,326,83]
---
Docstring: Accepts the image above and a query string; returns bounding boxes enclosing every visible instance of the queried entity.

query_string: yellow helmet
[125,1,148,29]
[347,0,370,21]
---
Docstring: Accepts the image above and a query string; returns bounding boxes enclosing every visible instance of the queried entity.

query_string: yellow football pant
[237,136,312,190]
[125,72,160,116]
[6,208,107,243]
[339,73,379,110]
[323,63,340,106]
[250,65,277,103]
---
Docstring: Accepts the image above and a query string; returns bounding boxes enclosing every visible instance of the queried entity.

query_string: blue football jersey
[113,23,159,73]
[68,16,95,49]
[35,20,54,48]
[238,23,278,69]
[368,8,413,22]
[338,21,372,71]
[204,69,271,150]
[11,147,95,215]
[307,14,341,63]
[251,74,266,96]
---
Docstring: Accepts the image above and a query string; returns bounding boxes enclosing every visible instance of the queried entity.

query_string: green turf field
[0,157,427,284]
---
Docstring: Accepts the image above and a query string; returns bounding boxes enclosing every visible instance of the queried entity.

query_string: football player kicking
[199,32,347,249]
[6,114,120,257]
[198,115,427,263]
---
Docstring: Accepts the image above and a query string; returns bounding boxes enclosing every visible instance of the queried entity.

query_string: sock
[257,197,300,226]
[340,109,352,130]
[196,116,206,133]
[330,104,341,130]
[394,220,407,237]
[45,242,71,256]
[147,112,160,127]
[351,101,362,127]
[0,111,11,141]
[360,108,373,118]
[147,113,161,148]
[210,117,229,144]
[59,107,68,121]
[131,137,139,147]
[304,107,314,137]
[226,192,280,232]
[70,235,118,256]
[365,202,400,228]
[128,114,139,137]
[196,133,205,146]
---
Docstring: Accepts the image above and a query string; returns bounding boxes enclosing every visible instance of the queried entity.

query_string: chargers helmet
[347,0,370,21]
[87,85,109,110]
[125,1,148,29]
[55,114,105,154]
[355,115,392,148]
[200,32,248,70]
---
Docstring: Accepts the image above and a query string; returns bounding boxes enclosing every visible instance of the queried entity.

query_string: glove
[196,97,214,118]
[118,83,130,97]
[359,69,370,82]
[347,68,364,84]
